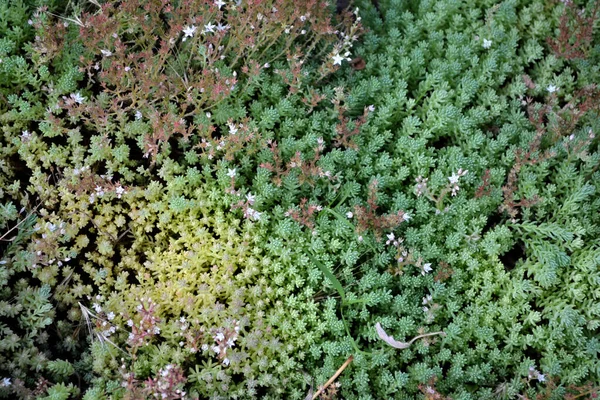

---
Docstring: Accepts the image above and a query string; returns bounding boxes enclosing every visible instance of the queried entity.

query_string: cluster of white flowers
[330,8,361,66]
[422,294,433,307]
[386,232,402,247]
[115,185,126,199]
[211,321,240,366]
[415,176,428,197]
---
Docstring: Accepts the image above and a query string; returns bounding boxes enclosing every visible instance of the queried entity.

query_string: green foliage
[1,0,600,398]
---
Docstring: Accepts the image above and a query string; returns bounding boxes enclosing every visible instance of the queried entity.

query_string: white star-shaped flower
[204,22,216,34]
[547,84,558,93]
[215,0,226,9]
[216,22,230,32]
[227,168,236,178]
[402,213,411,221]
[70,92,86,104]
[448,173,460,184]
[228,122,238,135]
[422,263,433,275]
[100,49,113,57]
[482,39,492,49]
[182,25,197,41]
[332,53,345,66]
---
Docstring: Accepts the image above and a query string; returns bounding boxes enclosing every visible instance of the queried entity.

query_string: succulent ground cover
[1,0,599,399]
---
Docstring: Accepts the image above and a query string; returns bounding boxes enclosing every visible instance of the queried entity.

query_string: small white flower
[346,211,353,218]
[216,22,230,32]
[263,62,270,69]
[215,0,226,9]
[482,39,492,49]
[223,358,230,366]
[358,235,363,242]
[204,22,216,34]
[228,122,238,135]
[93,303,102,313]
[70,92,86,104]
[538,374,545,382]
[368,105,375,112]
[1,377,11,387]
[422,263,433,275]
[250,209,262,220]
[402,213,411,222]
[212,345,221,354]
[386,232,396,245]
[135,110,142,120]
[182,25,197,41]
[127,319,134,327]
[215,332,225,342]
[100,49,113,57]
[21,130,31,140]
[107,311,115,320]
[153,326,160,334]
[246,193,256,204]
[227,168,236,178]
[115,186,126,198]
[332,53,345,66]
[547,84,558,93]
[569,134,575,141]
[124,66,131,72]
[448,173,460,184]
[202,344,209,351]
